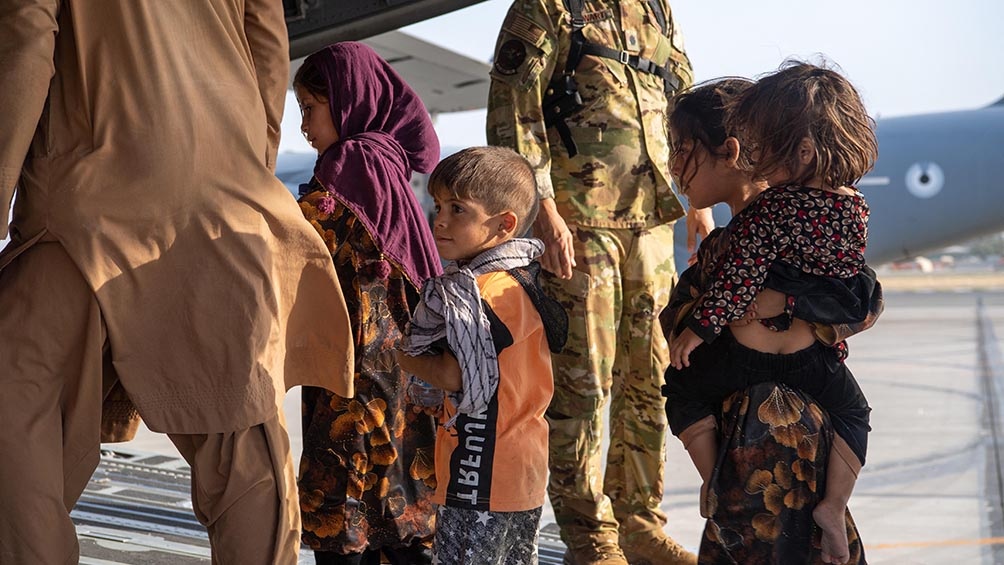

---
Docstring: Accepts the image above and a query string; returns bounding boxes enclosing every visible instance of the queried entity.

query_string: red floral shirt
[689,185,869,343]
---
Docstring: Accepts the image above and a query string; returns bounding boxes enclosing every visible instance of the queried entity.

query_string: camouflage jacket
[486,0,693,229]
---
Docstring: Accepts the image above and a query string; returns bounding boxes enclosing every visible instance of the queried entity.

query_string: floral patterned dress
[699,383,865,564]
[297,188,438,554]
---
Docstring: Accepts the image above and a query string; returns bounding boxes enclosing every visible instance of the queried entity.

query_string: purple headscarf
[308,42,442,288]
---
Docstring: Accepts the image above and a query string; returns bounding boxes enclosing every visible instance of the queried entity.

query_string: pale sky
[2,4,997,248]
[280,0,1004,154]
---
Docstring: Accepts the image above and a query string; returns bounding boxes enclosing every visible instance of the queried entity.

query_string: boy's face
[295,86,339,155]
[431,192,510,262]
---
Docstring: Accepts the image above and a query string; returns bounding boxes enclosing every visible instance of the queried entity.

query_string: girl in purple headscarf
[294,42,442,565]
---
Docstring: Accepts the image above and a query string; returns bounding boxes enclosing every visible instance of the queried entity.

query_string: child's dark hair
[669,78,754,182]
[727,60,878,188]
[293,57,328,99]
[429,147,539,236]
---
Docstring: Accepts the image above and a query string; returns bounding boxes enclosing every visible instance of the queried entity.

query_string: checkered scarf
[401,238,544,428]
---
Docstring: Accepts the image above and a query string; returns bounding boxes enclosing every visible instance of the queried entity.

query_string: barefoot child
[397,147,567,565]
[663,65,882,564]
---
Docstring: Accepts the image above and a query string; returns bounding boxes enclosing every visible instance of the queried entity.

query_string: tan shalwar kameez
[0,1,354,563]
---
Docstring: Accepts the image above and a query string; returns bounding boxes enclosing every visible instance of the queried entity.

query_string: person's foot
[620,530,697,565]
[813,499,850,564]
[562,533,628,565]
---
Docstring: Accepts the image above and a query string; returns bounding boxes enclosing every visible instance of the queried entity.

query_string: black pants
[663,329,871,465]
[313,542,433,565]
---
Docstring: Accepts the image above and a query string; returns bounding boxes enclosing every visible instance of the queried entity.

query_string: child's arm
[396,350,462,392]
[664,228,758,369]
[686,206,716,256]
[660,227,726,341]
[811,268,884,346]
[669,327,704,369]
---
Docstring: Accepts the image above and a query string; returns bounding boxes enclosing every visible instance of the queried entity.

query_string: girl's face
[670,136,739,210]
[430,192,507,262]
[295,86,339,155]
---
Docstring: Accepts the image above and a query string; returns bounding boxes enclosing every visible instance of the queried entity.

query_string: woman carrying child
[662,65,882,564]
[294,42,442,565]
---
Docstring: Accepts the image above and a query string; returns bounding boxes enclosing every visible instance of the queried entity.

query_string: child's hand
[669,328,704,370]
[405,374,445,409]
[686,206,715,253]
[729,302,758,327]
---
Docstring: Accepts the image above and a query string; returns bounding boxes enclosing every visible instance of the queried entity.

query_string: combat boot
[620,530,697,565]
[562,532,629,565]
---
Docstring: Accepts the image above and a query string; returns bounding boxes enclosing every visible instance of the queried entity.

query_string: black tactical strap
[646,0,666,34]
[507,262,568,354]
[644,0,680,93]
[546,0,679,156]
[565,0,586,75]
[547,0,587,156]
[561,0,678,86]
[542,76,581,157]
[579,42,681,91]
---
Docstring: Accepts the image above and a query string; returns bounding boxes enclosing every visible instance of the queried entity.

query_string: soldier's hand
[686,206,715,253]
[535,198,576,279]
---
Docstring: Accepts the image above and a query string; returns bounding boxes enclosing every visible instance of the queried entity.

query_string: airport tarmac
[78,289,1004,564]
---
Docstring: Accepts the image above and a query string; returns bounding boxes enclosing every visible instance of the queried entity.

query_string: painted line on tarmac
[978,295,1004,563]
[869,536,1004,550]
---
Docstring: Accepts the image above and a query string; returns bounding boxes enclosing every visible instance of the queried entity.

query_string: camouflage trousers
[542,224,676,548]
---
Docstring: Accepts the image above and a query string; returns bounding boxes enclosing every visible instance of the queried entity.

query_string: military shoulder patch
[503,12,546,47]
[493,39,527,76]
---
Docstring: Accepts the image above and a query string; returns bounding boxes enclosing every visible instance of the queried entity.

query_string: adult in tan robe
[0,1,354,563]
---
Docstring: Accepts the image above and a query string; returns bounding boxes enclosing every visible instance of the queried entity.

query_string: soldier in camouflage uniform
[486,1,708,564]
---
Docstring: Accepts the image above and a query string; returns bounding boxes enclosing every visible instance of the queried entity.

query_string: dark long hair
[669,78,754,187]
[293,57,328,99]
